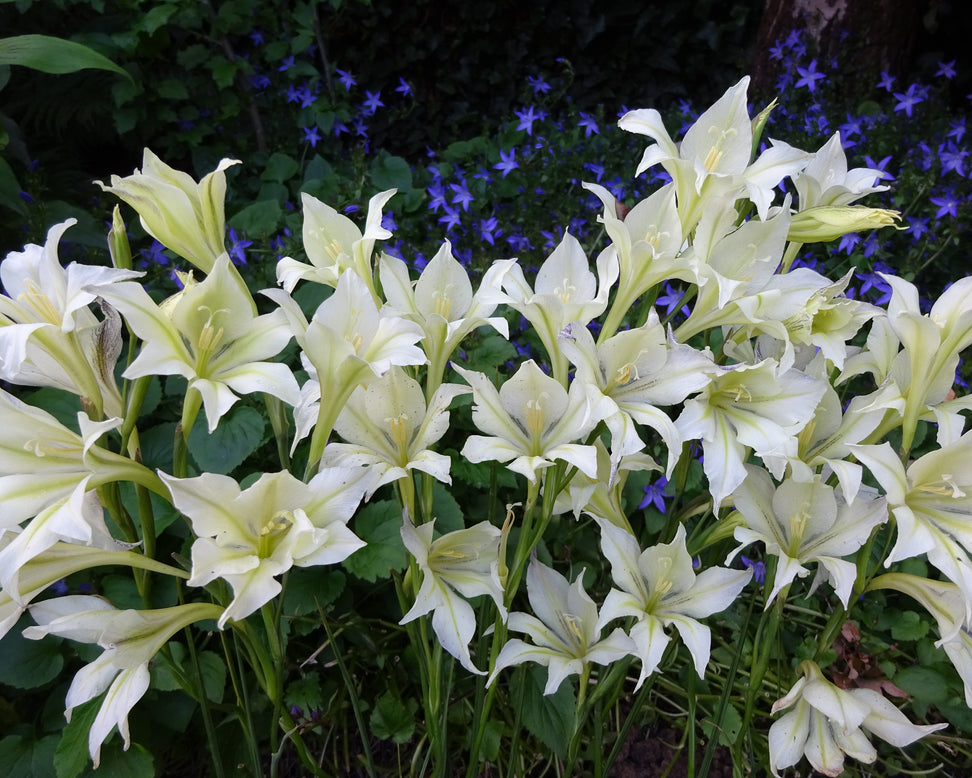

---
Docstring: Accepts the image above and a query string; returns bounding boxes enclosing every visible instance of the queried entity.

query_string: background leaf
[0,35,132,82]
[188,404,266,474]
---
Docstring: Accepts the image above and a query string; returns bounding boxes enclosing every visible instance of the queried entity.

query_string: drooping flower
[618,76,807,230]
[488,558,635,694]
[769,660,946,777]
[675,358,826,507]
[24,595,223,767]
[484,231,616,383]
[558,314,716,477]
[276,189,396,301]
[851,433,972,612]
[379,243,513,389]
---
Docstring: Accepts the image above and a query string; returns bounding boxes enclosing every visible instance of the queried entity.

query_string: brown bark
[750,0,929,100]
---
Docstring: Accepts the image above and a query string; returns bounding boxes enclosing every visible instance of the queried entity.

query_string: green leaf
[198,650,226,703]
[263,152,299,183]
[188,404,265,474]
[463,329,517,371]
[370,151,412,192]
[701,702,742,746]
[0,156,28,217]
[0,620,63,689]
[211,59,237,89]
[894,666,949,705]
[21,386,82,431]
[139,5,179,36]
[0,735,34,778]
[230,199,282,238]
[78,741,153,777]
[342,500,406,582]
[890,610,929,642]
[430,481,464,535]
[55,697,101,778]
[284,568,346,616]
[521,664,574,759]
[369,691,414,743]
[0,35,132,83]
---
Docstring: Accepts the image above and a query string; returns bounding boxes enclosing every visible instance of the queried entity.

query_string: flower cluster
[0,76,967,777]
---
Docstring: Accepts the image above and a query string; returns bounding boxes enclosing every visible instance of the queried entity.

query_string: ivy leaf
[188,404,265,474]
[370,151,412,191]
[284,568,346,616]
[369,691,414,743]
[230,199,282,238]
[342,501,406,582]
[890,610,929,642]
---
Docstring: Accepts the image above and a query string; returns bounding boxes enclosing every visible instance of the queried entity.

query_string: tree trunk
[750,0,928,100]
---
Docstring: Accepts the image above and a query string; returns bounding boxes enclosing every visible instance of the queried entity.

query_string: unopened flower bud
[788,205,902,243]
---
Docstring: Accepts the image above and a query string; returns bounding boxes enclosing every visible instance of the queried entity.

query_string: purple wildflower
[577,111,599,137]
[795,59,825,92]
[394,77,412,97]
[362,90,384,115]
[302,126,322,148]
[638,476,668,513]
[493,148,519,177]
[336,68,356,90]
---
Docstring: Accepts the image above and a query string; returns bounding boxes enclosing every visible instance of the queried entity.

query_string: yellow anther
[525,395,547,440]
[616,363,637,386]
[257,510,294,557]
[920,474,967,499]
[385,413,410,459]
[560,612,586,649]
[554,278,576,305]
[729,385,752,403]
[703,127,738,173]
[346,332,364,355]
[433,287,452,319]
[18,280,61,325]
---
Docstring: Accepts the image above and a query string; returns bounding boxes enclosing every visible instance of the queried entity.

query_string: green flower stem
[505,477,542,609]
[814,603,848,663]
[304,381,356,479]
[564,663,593,775]
[261,601,285,753]
[180,384,203,443]
[185,618,227,778]
[465,607,509,778]
[740,578,788,747]
[220,629,264,775]
[119,374,152,455]
[319,610,375,778]
[598,290,637,345]
[779,240,804,273]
